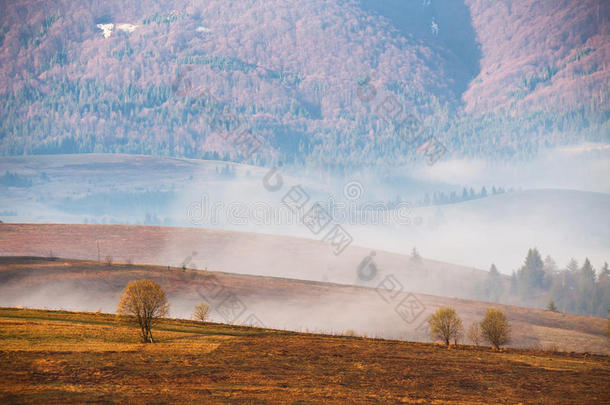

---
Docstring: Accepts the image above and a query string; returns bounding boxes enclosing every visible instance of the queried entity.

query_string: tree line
[416,185,513,207]
[477,248,609,317]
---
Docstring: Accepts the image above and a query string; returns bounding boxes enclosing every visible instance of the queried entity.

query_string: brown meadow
[0,307,609,404]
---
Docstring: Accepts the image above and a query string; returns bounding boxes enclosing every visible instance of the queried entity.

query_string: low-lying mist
[1,144,608,277]
[1,258,607,353]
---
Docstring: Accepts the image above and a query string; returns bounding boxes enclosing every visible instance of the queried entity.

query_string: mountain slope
[464,0,609,113]
[0,0,607,164]
[0,0,455,163]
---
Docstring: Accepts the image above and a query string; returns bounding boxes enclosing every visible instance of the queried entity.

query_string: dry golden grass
[0,307,609,404]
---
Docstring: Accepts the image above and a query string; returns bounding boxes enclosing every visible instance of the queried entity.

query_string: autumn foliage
[480,308,511,349]
[427,307,463,346]
[117,279,169,343]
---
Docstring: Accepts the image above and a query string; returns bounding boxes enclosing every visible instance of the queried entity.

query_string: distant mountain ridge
[0,0,607,165]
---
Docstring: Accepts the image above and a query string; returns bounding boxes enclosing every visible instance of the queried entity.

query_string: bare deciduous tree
[480,308,511,349]
[467,322,481,346]
[192,302,210,322]
[117,279,169,343]
[428,307,463,346]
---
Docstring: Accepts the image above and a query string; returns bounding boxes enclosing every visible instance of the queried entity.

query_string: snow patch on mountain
[117,23,137,33]
[96,23,137,38]
[96,23,113,38]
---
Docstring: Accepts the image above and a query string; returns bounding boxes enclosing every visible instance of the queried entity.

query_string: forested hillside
[0,0,607,167]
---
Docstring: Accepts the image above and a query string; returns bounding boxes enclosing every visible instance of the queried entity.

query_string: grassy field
[0,307,609,404]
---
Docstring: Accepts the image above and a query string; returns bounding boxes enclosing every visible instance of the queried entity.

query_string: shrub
[546,300,558,312]
[428,307,463,346]
[545,343,559,353]
[480,308,511,349]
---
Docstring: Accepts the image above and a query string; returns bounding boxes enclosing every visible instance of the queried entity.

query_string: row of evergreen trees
[384,186,514,210]
[479,248,609,317]
[416,186,514,207]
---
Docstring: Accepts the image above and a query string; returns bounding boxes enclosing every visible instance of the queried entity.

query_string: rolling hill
[0,222,490,301]
[0,257,607,354]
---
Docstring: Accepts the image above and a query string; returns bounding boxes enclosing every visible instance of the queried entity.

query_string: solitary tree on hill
[192,302,210,322]
[117,279,169,343]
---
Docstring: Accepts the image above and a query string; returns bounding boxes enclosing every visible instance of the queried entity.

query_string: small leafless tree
[192,302,210,322]
[117,279,169,343]
[480,308,511,349]
[467,322,481,346]
[104,255,113,266]
[428,307,463,346]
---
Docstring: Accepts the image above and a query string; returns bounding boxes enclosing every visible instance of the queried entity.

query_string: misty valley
[1,0,609,403]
